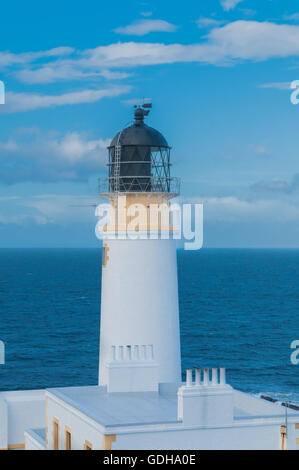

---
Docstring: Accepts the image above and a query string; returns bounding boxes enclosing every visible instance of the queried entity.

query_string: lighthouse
[2,105,298,452]
[97,105,182,386]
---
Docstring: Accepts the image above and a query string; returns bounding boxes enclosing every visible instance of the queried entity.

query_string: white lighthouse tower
[97,105,182,386]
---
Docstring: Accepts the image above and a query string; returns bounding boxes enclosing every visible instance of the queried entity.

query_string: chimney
[178,367,234,426]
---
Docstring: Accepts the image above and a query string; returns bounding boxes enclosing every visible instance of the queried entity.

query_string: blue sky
[1,0,299,247]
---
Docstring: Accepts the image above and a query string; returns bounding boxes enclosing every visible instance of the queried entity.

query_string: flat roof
[47,385,180,428]
[47,385,299,430]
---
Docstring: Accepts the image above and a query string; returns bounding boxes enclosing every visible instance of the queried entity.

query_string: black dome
[109,122,169,148]
[106,106,175,193]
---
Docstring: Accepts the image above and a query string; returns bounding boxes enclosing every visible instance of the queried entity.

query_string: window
[64,427,72,450]
[84,440,92,450]
[102,243,109,267]
[52,418,59,450]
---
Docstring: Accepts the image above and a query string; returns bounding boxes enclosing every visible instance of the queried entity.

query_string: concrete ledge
[25,428,46,450]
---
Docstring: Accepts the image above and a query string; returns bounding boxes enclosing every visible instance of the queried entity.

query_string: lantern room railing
[98,176,180,195]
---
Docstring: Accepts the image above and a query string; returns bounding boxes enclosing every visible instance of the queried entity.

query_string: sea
[0,248,298,404]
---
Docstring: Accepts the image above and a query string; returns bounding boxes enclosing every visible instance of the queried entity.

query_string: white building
[0,106,298,450]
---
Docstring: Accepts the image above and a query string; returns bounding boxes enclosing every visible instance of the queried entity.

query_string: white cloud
[259,81,292,90]
[0,129,111,183]
[0,194,100,226]
[54,132,110,163]
[220,0,244,11]
[205,20,299,62]
[80,42,201,68]
[4,20,299,87]
[0,139,19,151]
[77,21,299,68]
[113,19,178,36]
[0,213,50,225]
[21,194,98,223]
[197,196,299,223]
[0,46,74,68]
[0,86,130,113]
[99,69,131,80]
[196,18,225,29]
[16,65,131,84]
[240,9,256,17]
[284,13,299,22]
[0,196,20,201]
[251,174,299,194]
[16,65,100,84]
[251,143,271,157]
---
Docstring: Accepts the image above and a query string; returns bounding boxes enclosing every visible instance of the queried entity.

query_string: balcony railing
[98,176,180,195]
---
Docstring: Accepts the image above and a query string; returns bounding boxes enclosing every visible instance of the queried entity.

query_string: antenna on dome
[133,101,152,117]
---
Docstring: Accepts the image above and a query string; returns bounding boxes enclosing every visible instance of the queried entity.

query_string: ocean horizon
[0,248,298,405]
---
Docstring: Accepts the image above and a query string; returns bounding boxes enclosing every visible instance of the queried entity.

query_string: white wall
[0,395,8,449]
[0,390,45,447]
[47,393,104,450]
[114,423,288,450]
